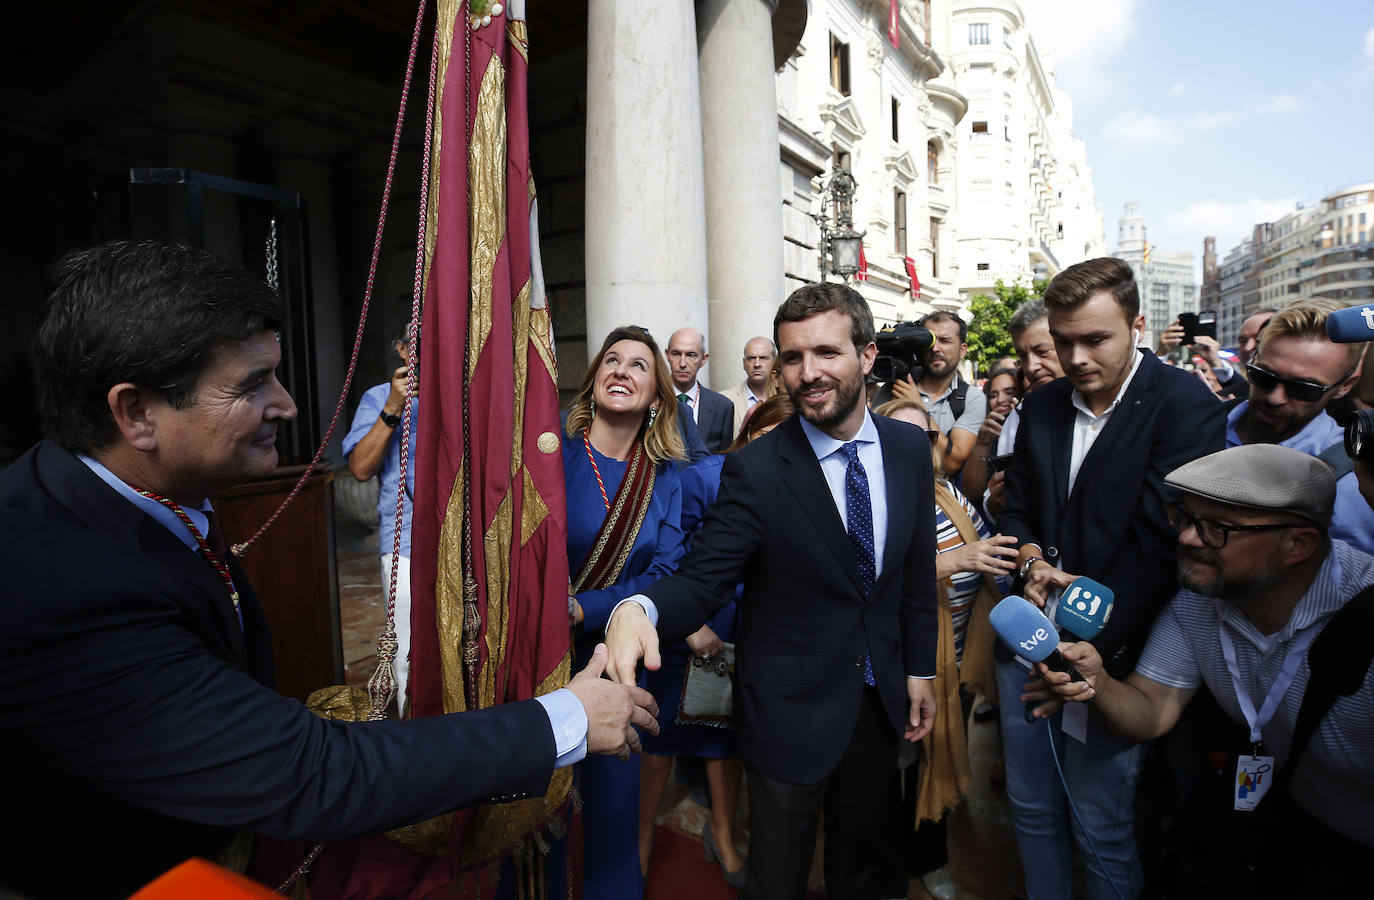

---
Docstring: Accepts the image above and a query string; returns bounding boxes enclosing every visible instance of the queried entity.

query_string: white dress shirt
[1067,349,1144,492]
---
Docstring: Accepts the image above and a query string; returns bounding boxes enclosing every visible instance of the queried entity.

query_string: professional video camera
[872,320,934,384]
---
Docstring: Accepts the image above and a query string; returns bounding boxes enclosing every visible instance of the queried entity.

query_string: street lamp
[811,166,867,281]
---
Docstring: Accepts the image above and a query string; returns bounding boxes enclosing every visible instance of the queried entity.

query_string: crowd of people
[3,240,1372,900]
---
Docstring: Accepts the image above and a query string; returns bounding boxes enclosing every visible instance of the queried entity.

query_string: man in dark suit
[0,241,657,899]
[997,257,1226,900]
[667,326,737,452]
[608,284,938,900]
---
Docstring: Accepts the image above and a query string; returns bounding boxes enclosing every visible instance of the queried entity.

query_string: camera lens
[1347,408,1374,462]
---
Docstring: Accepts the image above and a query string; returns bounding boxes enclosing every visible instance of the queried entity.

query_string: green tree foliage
[965,279,1045,376]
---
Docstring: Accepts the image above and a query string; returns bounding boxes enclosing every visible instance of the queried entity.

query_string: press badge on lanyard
[1218,621,1319,812]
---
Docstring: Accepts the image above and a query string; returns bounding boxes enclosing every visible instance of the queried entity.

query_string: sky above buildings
[1024,0,1373,273]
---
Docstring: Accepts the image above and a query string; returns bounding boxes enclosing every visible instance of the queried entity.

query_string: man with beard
[1042,443,1374,893]
[997,257,1225,900]
[894,310,986,476]
[603,282,939,899]
[1226,299,1373,553]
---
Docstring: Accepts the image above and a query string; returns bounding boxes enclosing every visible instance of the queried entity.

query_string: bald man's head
[743,336,775,392]
[666,327,708,392]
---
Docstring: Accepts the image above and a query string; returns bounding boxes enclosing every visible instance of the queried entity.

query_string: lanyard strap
[131,487,243,630]
[1218,618,1319,746]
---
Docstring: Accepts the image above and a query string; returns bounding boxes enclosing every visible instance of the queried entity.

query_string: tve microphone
[1326,304,1374,343]
[1055,577,1115,641]
[989,596,1082,682]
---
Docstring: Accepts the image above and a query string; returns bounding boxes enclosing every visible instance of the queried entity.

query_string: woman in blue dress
[637,393,796,888]
[562,325,687,899]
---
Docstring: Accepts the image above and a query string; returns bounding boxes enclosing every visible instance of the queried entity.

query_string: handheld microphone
[989,596,1083,682]
[1325,304,1374,343]
[1054,577,1115,642]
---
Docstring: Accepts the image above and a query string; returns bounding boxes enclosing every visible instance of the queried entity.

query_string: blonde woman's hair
[1258,299,1365,369]
[873,397,943,475]
[565,325,687,465]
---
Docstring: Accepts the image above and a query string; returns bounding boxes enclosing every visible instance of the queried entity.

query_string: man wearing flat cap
[1042,443,1374,892]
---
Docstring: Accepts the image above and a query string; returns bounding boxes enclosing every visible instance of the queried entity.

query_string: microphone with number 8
[1054,577,1115,642]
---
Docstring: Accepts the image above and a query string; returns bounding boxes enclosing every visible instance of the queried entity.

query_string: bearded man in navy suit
[0,241,657,899]
[607,283,939,900]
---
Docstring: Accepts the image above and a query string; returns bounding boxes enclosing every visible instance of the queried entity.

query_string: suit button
[1047,546,1059,559]
[854,656,863,668]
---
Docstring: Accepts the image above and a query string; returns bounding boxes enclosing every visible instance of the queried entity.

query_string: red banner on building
[889,0,901,49]
[905,255,920,297]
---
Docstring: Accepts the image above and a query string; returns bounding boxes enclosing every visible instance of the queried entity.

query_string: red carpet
[644,826,824,900]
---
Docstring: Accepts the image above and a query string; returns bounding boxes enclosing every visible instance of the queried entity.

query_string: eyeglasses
[1165,503,1303,549]
[1244,363,1343,403]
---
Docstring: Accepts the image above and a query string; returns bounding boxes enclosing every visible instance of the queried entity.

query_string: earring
[648,405,658,425]
[590,399,596,419]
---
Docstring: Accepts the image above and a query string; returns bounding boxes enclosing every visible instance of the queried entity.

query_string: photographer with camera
[889,311,986,477]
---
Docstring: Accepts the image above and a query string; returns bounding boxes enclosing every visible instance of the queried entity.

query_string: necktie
[677,392,690,403]
[840,441,876,686]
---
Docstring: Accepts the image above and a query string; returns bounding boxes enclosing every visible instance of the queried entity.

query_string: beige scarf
[913,480,1002,824]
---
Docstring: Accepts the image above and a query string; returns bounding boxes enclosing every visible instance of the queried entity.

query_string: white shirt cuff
[535,688,588,768]
[609,594,659,627]
[908,674,935,680]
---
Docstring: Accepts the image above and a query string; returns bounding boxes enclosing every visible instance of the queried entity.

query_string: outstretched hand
[1022,562,1075,607]
[1036,641,1103,704]
[566,644,660,760]
[603,602,661,685]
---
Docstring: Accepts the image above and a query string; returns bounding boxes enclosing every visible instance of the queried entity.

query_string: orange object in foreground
[129,858,279,899]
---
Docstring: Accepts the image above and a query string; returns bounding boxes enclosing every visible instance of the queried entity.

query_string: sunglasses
[1245,363,1343,403]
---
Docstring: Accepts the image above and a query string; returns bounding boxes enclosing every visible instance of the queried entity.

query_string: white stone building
[948,0,1105,301]
[1256,205,1317,309]
[777,0,967,326]
[1301,183,1374,304]
[1112,202,1196,348]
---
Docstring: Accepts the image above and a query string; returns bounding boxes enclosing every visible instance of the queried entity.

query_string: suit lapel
[35,442,249,665]
[775,417,864,594]
[877,417,914,589]
[1047,382,1076,507]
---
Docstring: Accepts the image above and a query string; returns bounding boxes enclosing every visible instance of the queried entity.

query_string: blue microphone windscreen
[1326,305,1374,343]
[989,596,1061,663]
[1055,577,1115,640]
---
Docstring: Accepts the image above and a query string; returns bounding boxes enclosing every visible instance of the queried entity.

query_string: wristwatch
[379,411,401,428]
[1019,555,1044,580]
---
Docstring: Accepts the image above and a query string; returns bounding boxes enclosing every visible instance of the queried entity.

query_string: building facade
[1112,202,1196,348]
[1301,183,1374,304]
[778,0,966,326]
[948,0,1105,302]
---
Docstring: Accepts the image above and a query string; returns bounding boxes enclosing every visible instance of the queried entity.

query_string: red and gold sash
[571,439,657,595]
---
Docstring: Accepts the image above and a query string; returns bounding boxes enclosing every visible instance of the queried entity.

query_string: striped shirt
[1136,540,1374,844]
[935,484,993,662]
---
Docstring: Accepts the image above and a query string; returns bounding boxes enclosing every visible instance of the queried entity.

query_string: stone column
[584,0,710,364]
[697,0,786,390]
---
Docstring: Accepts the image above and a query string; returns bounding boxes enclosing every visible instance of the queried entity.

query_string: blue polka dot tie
[841,441,876,686]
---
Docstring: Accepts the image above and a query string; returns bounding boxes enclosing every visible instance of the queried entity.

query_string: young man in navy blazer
[0,241,657,898]
[607,283,939,900]
[997,257,1226,899]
